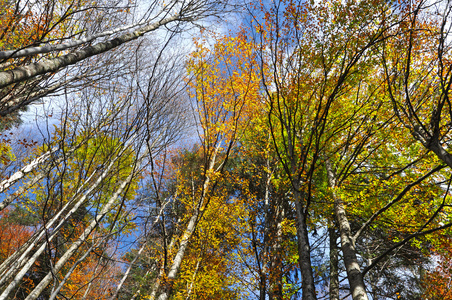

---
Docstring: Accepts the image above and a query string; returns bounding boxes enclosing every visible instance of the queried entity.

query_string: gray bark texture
[0,137,134,299]
[325,160,369,300]
[293,190,317,300]
[152,145,222,300]
[0,147,57,195]
[24,172,135,300]
[0,19,150,59]
[0,15,179,89]
[329,226,339,300]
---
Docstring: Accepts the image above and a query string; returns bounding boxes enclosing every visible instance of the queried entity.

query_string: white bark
[0,74,84,116]
[0,165,109,298]
[185,258,201,300]
[146,236,177,300]
[0,136,135,298]
[156,211,200,300]
[24,172,135,300]
[48,238,102,300]
[0,147,57,195]
[154,145,220,300]
[0,136,90,211]
[0,229,42,281]
[0,139,125,282]
[80,259,101,300]
[0,171,45,218]
[0,13,181,89]
[0,19,151,60]
[110,198,170,300]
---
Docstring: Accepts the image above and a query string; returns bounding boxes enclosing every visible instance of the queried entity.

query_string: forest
[0,0,452,299]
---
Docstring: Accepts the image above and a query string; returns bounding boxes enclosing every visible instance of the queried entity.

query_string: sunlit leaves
[187,33,260,149]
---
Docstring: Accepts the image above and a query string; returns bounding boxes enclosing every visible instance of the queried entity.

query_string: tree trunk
[0,145,129,293]
[329,226,339,300]
[156,210,200,300]
[111,200,169,300]
[294,190,317,300]
[153,146,221,300]
[0,146,58,203]
[23,173,135,300]
[269,204,284,300]
[0,15,180,89]
[0,19,152,59]
[185,258,201,300]
[325,160,369,300]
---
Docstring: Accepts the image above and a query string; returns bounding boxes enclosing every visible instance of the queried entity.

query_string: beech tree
[382,0,452,168]
[2,0,452,299]
[0,0,231,116]
[248,0,407,298]
[0,6,193,295]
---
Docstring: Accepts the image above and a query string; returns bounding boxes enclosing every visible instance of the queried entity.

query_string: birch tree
[0,21,192,298]
[0,0,231,116]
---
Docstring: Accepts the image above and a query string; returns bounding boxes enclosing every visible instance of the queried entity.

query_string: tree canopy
[1,0,452,299]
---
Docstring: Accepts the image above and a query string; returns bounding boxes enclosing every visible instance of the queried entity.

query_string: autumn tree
[0,23,192,298]
[421,234,452,299]
[135,32,260,300]
[0,0,236,298]
[0,0,232,117]
[377,0,452,295]
[381,0,452,169]
[3,0,452,298]
[246,0,410,298]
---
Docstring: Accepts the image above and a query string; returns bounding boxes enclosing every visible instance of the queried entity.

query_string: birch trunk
[110,199,170,300]
[0,15,180,89]
[0,172,45,213]
[48,238,103,300]
[155,210,200,300]
[185,258,201,300]
[0,139,133,297]
[0,19,152,59]
[0,167,98,292]
[0,133,93,211]
[0,147,57,197]
[23,172,134,300]
[152,145,221,300]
